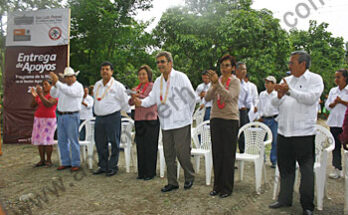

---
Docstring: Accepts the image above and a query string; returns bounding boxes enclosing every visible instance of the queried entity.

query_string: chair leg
[81,145,87,162]
[254,160,262,194]
[239,160,244,181]
[87,143,94,169]
[315,168,324,211]
[177,160,180,180]
[195,156,201,174]
[159,149,165,178]
[124,147,131,173]
[272,165,280,200]
[205,153,212,185]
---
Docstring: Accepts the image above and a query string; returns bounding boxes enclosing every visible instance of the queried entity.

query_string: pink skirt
[31,117,57,145]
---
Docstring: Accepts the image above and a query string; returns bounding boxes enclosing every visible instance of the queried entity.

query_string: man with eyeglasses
[133,51,196,193]
[269,51,324,215]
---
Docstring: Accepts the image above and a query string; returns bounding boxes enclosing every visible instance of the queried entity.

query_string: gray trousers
[162,125,195,186]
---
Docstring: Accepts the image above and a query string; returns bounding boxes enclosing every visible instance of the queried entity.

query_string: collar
[161,68,176,81]
[102,77,114,87]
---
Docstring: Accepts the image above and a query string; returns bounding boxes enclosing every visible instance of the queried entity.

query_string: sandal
[45,161,53,167]
[34,161,45,167]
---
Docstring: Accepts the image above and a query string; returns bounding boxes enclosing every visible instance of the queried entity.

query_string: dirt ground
[0,121,346,215]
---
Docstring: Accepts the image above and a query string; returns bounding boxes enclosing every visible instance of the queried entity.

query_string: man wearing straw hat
[50,67,84,172]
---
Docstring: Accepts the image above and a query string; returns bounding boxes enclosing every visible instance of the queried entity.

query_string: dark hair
[202,70,209,75]
[336,68,348,83]
[245,73,249,78]
[138,65,153,82]
[236,62,246,70]
[219,54,236,67]
[100,61,114,70]
[291,51,311,69]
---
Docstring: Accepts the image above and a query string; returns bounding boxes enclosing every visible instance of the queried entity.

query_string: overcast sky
[136,0,348,42]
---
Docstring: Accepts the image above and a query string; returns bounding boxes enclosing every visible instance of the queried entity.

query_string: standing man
[196,70,212,121]
[257,76,278,168]
[244,73,259,113]
[79,86,94,140]
[134,51,196,192]
[235,62,252,153]
[50,67,84,171]
[269,51,324,215]
[92,61,129,177]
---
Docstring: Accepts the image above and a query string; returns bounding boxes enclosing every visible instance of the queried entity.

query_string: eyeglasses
[156,60,167,64]
[220,64,232,68]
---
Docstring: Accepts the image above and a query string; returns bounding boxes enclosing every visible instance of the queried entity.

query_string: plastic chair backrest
[192,121,211,150]
[121,118,134,145]
[238,122,271,155]
[315,125,335,164]
[79,118,95,141]
[193,107,206,128]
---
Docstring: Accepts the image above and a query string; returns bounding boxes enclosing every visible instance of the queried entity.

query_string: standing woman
[129,65,159,180]
[325,69,348,179]
[205,54,240,198]
[31,80,58,167]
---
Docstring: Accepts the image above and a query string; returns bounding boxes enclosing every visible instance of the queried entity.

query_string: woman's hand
[36,85,43,95]
[31,87,38,97]
[207,70,218,84]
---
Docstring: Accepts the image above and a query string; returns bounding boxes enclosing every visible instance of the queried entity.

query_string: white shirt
[80,95,94,120]
[93,77,129,116]
[195,82,212,107]
[257,90,279,118]
[50,81,84,112]
[141,69,196,130]
[325,85,348,127]
[238,80,252,109]
[271,70,324,137]
[246,81,259,107]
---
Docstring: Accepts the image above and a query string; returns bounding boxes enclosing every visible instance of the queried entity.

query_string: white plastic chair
[192,107,206,133]
[177,121,213,185]
[79,118,95,169]
[344,150,348,215]
[272,125,335,211]
[236,121,272,194]
[55,118,96,169]
[119,118,134,173]
[157,130,166,178]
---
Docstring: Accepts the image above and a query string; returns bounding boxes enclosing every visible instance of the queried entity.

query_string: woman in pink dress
[31,80,58,167]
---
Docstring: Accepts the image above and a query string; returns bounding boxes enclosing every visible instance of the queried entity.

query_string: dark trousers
[79,119,86,141]
[162,125,195,186]
[211,118,239,195]
[95,111,121,171]
[135,120,160,178]
[238,109,249,153]
[277,134,315,211]
[330,127,343,170]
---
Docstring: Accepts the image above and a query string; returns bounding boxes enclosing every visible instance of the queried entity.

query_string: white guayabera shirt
[272,70,324,137]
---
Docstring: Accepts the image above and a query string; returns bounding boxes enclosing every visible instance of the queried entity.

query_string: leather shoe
[219,193,231,198]
[303,209,314,215]
[184,181,193,190]
[269,201,292,209]
[93,168,106,175]
[161,184,179,192]
[144,176,154,181]
[136,176,144,180]
[71,166,80,172]
[210,190,219,196]
[106,169,117,177]
[57,165,71,170]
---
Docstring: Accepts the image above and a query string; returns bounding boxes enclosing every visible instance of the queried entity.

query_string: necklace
[136,82,150,94]
[96,79,114,101]
[217,76,231,109]
[160,74,170,104]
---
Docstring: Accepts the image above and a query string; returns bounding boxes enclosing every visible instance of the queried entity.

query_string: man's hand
[207,70,218,84]
[199,91,206,98]
[335,96,342,104]
[254,106,258,113]
[329,101,337,109]
[274,78,289,99]
[31,87,38,97]
[133,97,142,107]
[49,72,58,86]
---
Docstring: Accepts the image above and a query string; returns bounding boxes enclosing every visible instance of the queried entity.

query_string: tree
[289,21,346,96]
[153,0,290,89]
[68,0,155,88]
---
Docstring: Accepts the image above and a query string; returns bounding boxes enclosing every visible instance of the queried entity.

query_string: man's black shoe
[269,201,292,209]
[303,209,314,215]
[106,169,117,177]
[209,190,219,196]
[161,184,179,192]
[144,176,154,181]
[219,193,231,198]
[93,168,106,175]
[184,181,193,190]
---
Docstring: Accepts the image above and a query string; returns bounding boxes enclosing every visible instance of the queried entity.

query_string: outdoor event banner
[3,8,70,144]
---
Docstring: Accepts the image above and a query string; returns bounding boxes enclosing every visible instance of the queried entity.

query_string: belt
[263,115,278,119]
[57,110,79,115]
